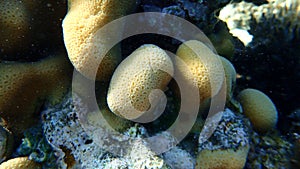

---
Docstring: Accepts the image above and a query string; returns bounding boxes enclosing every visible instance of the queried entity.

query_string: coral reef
[0,0,298,168]
[0,126,13,163]
[0,55,72,139]
[246,131,292,168]
[237,88,278,132]
[107,44,174,120]
[0,156,41,169]
[175,40,224,101]
[197,109,250,169]
[62,0,136,81]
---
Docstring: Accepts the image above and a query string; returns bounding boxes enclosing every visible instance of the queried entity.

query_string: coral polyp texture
[237,88,278,132]
[175,40,224,102]
[0,156,41,169]
[62,0,136,81]
[0,55,72,138]
[107,44,174,120]
[0,0,30,54]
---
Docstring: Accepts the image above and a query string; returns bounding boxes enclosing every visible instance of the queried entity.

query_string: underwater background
[0,0,299,168]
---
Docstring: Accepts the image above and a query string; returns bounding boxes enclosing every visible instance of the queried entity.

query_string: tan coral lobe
[175,40,224,102]
[107,44,173,120]
[62,0,136,81]
[237,88,278,132]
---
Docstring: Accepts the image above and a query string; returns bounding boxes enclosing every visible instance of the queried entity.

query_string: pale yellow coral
[0,157,41,169]
[175,40,224,102]
[196,146,249,169]
[237,88,278,132]
[107,44,173,120]
[62,0,136,81]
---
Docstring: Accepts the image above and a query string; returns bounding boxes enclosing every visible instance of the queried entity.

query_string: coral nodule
[175,40,224,102]
[237,88,278,132]
[62,0,137,81]
[107,44,174,120]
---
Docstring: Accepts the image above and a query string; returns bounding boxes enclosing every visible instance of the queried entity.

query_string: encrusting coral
[0,156,41,169]
[62,0,137,81]
[107,44,174,120]
[237,88,278,133]
[175,40,224,102]
[0,55,72,139]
